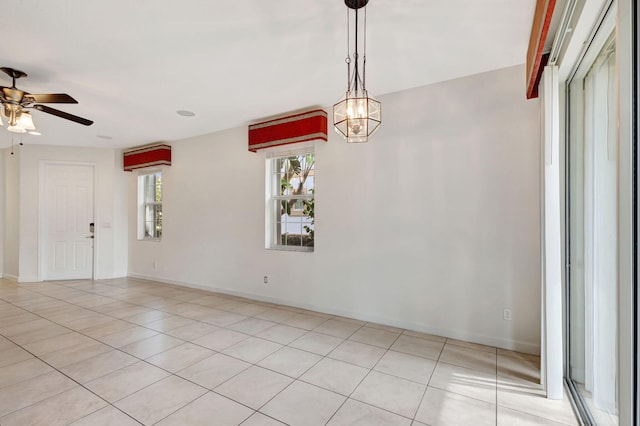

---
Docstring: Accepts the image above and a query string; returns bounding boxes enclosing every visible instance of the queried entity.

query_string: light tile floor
[0,277,578,425]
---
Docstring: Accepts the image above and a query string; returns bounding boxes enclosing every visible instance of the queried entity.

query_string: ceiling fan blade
[33,104,93,126]
[26,93,78,104]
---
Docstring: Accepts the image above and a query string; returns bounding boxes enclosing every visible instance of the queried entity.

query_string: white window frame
[137,169,163,241]
[265,146,315,252]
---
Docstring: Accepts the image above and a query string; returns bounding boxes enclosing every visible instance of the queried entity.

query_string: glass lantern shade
[7,111,35,133]
[17,112,35,130]
[7,124,26,133]
[333,90,381,143]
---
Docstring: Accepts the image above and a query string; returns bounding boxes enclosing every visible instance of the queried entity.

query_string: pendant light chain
[363,6,367,90]
[345,7,352,92]
[354,6,359,92]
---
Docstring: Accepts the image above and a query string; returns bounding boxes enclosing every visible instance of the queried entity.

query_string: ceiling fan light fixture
[7,124,26,133]
[3,104,17,125]
[0,67,93,134]
[17,111,35,130]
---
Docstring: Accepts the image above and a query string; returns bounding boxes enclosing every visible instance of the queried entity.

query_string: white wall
[3,149,20,279]
[128,64,542,353]
[0,149,5,277]
[16,145,127,281]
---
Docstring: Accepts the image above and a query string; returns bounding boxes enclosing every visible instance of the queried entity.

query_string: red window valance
[248,109,328,152]
[123,143,171,171]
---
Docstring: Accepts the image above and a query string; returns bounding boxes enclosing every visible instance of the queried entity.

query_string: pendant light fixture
[333,0,381,143]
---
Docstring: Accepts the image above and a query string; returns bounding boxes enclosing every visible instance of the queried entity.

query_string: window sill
[267,246,314,253]
[138,238,162,242]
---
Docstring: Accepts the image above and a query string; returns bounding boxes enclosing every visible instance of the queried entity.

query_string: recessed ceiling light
[28,131,41,136]
[97,135,113,140]
[176,110,196,117]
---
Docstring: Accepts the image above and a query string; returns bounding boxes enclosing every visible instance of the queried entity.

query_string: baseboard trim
[2,273,18,281]
[128,272,540,355]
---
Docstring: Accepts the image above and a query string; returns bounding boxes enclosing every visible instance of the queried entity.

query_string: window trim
[265,146,315,252]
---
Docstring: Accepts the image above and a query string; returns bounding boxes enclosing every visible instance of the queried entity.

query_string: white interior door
[42,163,95,280]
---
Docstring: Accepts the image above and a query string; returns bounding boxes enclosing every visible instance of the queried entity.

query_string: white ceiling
[0,0,536,150]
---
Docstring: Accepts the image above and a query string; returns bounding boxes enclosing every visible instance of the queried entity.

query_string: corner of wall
[112,151,129,277]
[0,148,5,277]
[2,147,19,279]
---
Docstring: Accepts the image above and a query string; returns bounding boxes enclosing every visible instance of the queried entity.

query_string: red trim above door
[526,0,556,99]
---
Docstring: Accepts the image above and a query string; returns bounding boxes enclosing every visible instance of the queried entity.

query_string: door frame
[38,160,97,282]
[563,1,617,422]
[618,0,638,424]
[629,0,639,422]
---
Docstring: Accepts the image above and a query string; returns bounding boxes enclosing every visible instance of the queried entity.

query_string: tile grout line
[410,336,449,424]
[496,345,499,425]
[233,318,352,420]
[324,327,419,424]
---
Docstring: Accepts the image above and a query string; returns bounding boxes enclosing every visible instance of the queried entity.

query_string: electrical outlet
[503,309,512,321]
[263,276,268,284]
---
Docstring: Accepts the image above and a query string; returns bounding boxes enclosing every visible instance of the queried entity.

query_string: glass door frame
[633,1,639,422]
[563,2,617,424]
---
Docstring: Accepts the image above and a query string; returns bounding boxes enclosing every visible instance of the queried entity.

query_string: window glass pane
[154,204,162,238]
[144,175,154,203]
[303,174,314,194]
[154,173,162,202]
[139,171,163,240]
[302,196,314,246]
[144,201,162,238]
[143,173,162,203]
[144,204,155,238]
[277,154,315,197]
[274,199,313,248]
[568,35,617,424]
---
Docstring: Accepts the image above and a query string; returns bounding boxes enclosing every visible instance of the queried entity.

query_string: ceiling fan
[0,66,93,134]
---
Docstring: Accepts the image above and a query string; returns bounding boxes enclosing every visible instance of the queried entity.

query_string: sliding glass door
[566,18,618,426]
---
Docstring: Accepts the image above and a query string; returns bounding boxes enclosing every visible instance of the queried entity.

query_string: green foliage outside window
[277,153,314,247]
